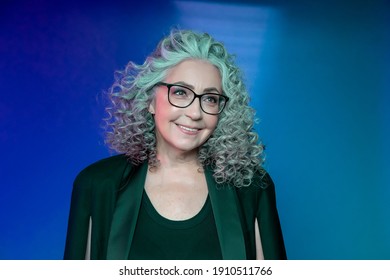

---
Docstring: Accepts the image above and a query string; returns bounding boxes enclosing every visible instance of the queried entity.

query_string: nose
[185,97,202,120]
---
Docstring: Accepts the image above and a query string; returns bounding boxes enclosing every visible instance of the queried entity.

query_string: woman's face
[149,59,221,156]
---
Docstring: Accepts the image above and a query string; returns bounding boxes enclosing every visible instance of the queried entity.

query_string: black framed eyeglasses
[155,82,229,115]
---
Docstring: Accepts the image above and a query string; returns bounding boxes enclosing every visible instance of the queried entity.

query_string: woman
[64,29,287,260]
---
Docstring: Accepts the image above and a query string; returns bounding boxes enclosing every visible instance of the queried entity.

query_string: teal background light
[0,0,388,259]
[259,1,390,259]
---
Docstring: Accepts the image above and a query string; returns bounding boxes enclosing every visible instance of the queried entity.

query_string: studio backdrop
[0,0,389,259]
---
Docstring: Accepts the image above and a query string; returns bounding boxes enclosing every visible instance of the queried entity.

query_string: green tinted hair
[105,29,265,187]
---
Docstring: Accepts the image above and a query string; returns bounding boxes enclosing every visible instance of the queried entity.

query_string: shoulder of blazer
[234,168,274,197]
[73,154,133,195]
[252,167,273,189]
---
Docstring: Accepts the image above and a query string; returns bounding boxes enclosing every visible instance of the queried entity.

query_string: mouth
[176,124,201,133]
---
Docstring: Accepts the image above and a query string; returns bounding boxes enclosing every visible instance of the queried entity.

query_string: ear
[148,99,156,114]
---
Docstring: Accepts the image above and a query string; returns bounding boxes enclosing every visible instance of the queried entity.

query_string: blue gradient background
[0,0,389,259]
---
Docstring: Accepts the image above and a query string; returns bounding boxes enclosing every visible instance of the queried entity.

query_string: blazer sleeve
[63,169,92,260]
[257,173,287,260]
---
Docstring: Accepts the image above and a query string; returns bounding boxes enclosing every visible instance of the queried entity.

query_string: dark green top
[128,191,222,259]
[64,154,287,260]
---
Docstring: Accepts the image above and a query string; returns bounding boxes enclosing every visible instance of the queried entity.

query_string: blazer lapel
[106,162,246,260]
[106,162,147,259]
[205,166,246,259]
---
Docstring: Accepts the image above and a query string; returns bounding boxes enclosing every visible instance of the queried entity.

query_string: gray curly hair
[104,29,265,187]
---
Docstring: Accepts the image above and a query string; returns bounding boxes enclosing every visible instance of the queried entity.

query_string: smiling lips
[176,124,201,134]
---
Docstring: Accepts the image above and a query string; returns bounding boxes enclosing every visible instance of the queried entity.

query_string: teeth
[179,125,198,132]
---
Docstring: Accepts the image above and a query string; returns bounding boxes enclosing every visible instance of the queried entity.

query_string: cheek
[154,95,174,119]
[207,116,219,131]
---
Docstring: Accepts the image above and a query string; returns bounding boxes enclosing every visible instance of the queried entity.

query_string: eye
[173,89,186,96]
[170,86,190,98]
[202,94,219,104]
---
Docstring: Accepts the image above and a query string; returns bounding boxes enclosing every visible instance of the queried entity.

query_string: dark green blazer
[64,154,287,260]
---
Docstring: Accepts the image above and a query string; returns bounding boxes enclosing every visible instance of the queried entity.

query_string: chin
[171,141,203,153]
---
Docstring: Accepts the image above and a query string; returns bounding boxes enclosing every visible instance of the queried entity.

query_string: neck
[157,149,200,169]
[155,145,200,170]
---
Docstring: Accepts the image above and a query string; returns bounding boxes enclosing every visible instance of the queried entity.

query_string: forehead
[166,59,222,89]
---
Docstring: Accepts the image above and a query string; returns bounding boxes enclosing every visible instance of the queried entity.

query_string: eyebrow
[173,81,221,94]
